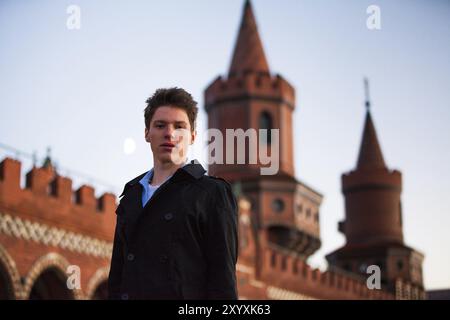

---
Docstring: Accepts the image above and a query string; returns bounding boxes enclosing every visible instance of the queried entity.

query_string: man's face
[145,106,196,165]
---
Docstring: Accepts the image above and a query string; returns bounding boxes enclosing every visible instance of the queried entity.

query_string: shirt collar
[139,159,190,187]
[121,159,205,197]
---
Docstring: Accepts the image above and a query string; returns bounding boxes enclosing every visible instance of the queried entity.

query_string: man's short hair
[144,87,198,131]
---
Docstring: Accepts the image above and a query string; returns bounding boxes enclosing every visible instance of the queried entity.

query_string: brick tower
[204,0,322,273]
[326,80,425,295]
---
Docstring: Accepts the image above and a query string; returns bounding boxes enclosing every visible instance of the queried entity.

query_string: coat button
[164,213,173,221]
[121,293,129,300]
[159,254,168,263]
[127,253,135,261]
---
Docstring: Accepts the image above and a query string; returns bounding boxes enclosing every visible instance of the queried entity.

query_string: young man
[108,87,238,300]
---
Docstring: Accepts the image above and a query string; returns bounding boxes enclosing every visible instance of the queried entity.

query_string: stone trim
[23,252,84,299]
[0,244,22,299]
[86,266,110,299]
[0,212,112,258]
[266,285,315,300]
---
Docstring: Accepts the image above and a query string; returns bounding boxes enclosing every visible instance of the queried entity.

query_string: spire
[228,0,270,77]
[42,146,54,169]
[356,79,387,170]
[364,77,371,110]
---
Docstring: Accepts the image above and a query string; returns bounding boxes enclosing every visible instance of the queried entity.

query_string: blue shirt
[138,169,160,207]
[138,161,189,207]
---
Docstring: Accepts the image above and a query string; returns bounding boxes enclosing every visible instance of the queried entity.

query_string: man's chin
[157,154,186,166]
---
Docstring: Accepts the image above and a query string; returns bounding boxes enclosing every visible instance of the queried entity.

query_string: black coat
[107,161,238,300]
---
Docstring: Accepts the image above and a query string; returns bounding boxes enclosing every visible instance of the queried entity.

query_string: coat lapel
[120,183,144,228]
[118,162,207,237]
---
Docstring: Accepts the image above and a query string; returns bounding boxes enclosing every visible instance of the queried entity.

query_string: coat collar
[119,160,206,197]
[179,159,207,180]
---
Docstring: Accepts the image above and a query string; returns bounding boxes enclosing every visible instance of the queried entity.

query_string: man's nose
[163,125,175,139]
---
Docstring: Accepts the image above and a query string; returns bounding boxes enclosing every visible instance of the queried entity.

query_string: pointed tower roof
[356,79,386,170]
[356,110,387,170]
[228,0,270,77]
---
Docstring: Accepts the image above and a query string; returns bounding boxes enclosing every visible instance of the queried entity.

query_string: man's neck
[151,159,186,186]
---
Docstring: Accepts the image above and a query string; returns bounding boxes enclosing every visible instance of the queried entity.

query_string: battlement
[0,157,116,240]
[342,168,402,193]
[261,247,395,299]
[205,72,295,111]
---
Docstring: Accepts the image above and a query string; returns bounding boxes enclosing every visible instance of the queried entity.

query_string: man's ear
[190,130,197,145]
[145,127,150,143]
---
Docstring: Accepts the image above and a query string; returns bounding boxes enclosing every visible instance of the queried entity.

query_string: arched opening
[91,281,108,300]
[0,262,15,299]
[0,245,21,299]
[29,267,74,300]
[259,111,273,144]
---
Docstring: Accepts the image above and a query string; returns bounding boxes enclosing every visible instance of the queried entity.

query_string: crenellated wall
[0,157,116,240]
[236,194,399,300]
[205,73,295,111]
[0,157,116,299]
[259,247,395,300]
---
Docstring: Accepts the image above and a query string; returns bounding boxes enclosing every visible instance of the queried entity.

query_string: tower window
[397,260,403,271]
[272,199,285,213]
[259,111,273,144]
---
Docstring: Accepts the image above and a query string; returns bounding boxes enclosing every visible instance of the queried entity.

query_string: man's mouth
[160,143,176,148]
[160,143,176,152]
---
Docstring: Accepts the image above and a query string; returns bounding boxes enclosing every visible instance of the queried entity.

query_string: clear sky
[1,0,449,290]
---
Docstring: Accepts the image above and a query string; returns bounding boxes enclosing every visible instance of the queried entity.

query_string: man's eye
[175,125,186,129]
[156,124,164,129]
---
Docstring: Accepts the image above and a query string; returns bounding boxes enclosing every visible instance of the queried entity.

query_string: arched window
[259,111,272,144]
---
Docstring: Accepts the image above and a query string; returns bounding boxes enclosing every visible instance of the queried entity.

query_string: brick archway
[23,252,84,300]
[86,266,110,300]
[0,244,22,299]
